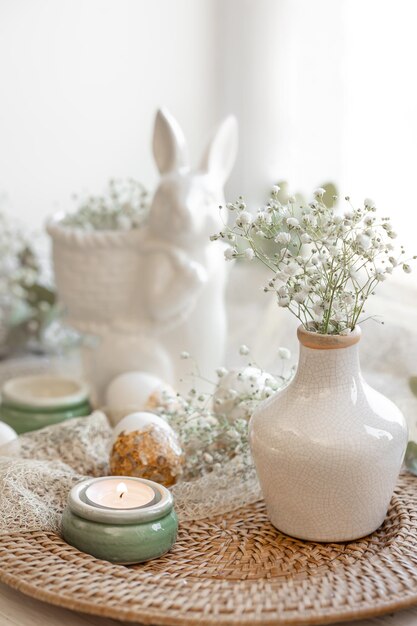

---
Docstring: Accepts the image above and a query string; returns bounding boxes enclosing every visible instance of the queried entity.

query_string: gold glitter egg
[109,412,184,487]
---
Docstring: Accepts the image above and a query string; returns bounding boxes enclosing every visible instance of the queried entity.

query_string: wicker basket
[47,216,145,332]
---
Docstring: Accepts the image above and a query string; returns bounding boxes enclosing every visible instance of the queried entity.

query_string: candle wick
[119,492,124,499]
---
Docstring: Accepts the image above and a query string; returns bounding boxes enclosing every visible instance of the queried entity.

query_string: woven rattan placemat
[1,472,417,625]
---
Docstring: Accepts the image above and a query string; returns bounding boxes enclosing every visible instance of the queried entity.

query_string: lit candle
[85,478,156,509]
[62,476,178,564]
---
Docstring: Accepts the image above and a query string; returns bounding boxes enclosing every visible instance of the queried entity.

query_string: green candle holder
[62,476,178,564]
[0,375,91,433]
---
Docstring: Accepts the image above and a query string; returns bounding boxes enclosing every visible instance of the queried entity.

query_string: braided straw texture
[47,220,145,332]
[1,472,417,626]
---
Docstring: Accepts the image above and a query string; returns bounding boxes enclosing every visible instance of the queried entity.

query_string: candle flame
[116,482,128,499]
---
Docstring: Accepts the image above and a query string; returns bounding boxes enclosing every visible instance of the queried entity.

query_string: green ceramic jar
[0,375,91,433]
[62,476,178,564]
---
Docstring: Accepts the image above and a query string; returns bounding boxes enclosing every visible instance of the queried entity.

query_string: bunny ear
[153,108,189,174]
[200,115,238,184]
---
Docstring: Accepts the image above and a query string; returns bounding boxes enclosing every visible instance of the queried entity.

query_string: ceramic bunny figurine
[48,108,238,400]
[142,108,238,390]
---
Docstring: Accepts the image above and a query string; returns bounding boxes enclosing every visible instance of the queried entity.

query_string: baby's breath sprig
[62,178,149,231]
[212,188,415,335]
[156,346,294,481]
[0,210,56,350]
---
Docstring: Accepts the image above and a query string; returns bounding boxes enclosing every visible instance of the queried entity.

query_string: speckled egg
[105,372,180,426]
[109,412,184,487]
[213,366,278,422]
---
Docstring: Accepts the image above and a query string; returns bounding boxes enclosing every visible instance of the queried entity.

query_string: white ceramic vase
[249,326,408,542]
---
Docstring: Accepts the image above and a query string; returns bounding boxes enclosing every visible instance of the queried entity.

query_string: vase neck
[293,342,361,390]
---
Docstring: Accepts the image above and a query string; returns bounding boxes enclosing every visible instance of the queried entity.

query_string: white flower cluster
[212,188,415,335]
[0,214,25,315]
[0,212,47,330]
[157,346,294,480]
[62,178,149,231]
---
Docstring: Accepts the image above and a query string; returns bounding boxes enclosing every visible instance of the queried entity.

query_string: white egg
[106,372,165,407]
[111,411,175,445]
[0,421,18,448]
[213,366,278,422]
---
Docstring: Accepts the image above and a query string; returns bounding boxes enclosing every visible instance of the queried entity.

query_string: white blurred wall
[341,0,417,252]
[217,0,345,206]
[0,0,416,258]
[0,0,218,228]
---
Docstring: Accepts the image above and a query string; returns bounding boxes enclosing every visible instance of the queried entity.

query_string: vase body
[249,326,408,542]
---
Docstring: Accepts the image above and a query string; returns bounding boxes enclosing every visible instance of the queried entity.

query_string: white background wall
[0,0,416,258]
[216,0,345,206]
[0,0,218,228]
[341,0,417,254]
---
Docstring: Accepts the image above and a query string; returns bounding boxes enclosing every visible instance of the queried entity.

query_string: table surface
[1,582,417,626]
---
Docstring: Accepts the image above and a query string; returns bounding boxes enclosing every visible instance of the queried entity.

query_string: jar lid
[1,375,90,410]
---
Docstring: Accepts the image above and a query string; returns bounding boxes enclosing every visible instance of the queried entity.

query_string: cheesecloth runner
[0,411,261,535]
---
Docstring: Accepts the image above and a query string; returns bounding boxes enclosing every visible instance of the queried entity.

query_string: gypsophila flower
[374,267,387,281]
[243,248,255,260]
[236,211,253,226]
[239,344,250,355]
[154,346,294,480]
[180,351,190,359]
[356,234,371,251]
[364,215,375,226]
[284,262,299,276]
[293,291,306,304]
[0,209,56,350]
[275,232,291,245]
[278,347,291,360]
[224,247,235,260]
[312,302,324,316]
[62,178,149,231]
[286,217,300,228]
[214,188,415,334]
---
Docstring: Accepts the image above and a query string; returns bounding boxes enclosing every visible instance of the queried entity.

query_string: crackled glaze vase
[249,326,408,542]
